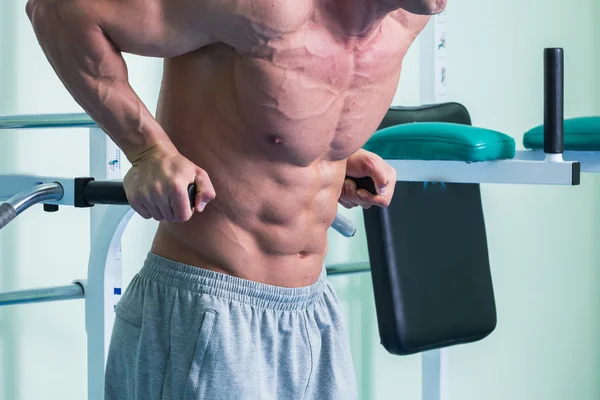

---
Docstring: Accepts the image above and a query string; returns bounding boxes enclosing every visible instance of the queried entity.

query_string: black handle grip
[83,180,197,208]
[544,47,564,154]
[345,176,377,195]
[187,184,197,207]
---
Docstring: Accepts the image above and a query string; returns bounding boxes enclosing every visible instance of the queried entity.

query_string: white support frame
[86,127,127,400]
[515,150,600,173]
[86,205,134,400]
[419,12,450,400]
[390,158,578,186]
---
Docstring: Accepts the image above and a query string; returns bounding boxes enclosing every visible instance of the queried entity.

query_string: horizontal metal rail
[326,261,371,276]
[0,282,85,307]
[0,113,96,130]
[514,150,600,173]
[390,158,580,186]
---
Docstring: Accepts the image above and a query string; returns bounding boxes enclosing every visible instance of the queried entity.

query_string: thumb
[372,173,389,196]
[193,170,216,212]
[361,159,389,196]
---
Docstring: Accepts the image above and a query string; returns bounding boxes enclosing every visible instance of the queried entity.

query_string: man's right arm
[25,0,220,221]
[25,0,302,221]
[26,0,214,160]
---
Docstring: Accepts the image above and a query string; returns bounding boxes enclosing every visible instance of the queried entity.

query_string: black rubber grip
[544,48,564,154]
[346,176,377,195]
[83,180,197,208]
[0,203,17,230]
[187,184,197,207]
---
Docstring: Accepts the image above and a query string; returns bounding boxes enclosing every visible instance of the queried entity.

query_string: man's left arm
[340,149,397,209]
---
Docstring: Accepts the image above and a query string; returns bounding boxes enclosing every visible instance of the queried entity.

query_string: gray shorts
[105,252,358,400]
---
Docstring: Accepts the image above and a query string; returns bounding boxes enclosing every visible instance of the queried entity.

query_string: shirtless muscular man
[26,0,446,398]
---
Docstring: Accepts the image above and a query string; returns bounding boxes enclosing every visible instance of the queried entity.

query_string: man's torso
[151,3,427,287]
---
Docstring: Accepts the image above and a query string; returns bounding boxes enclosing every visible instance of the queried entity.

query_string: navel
[298,250,310,259]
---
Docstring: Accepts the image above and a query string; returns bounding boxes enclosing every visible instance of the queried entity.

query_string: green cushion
[523,117,600,151]
[364,122,516,162]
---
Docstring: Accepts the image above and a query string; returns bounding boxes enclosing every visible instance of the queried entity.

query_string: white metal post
[86,127,129,400]
[419,11,449,400]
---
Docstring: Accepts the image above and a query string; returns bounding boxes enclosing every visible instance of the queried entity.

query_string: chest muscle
[232,18,404,164]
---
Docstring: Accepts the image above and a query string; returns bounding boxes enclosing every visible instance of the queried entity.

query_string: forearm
[27,1,176,162]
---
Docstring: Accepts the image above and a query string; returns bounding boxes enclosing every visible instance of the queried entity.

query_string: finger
[125,188,152,220]
[170,182,194,222]
[343,179,363,204]
[131,201,152,220]
[339,185,355,209]
[356,175,396,208]
[194,171,216,212]
[356,189,389,208]
[360,157,392,196]
[156,197,176,222]
[339,199,357,209]
[141,197,165,221]
[148,183,175,222]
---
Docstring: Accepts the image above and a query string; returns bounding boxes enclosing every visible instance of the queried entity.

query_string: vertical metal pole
[543,48,565,156]
[86,127,124,400]
[419,10,449,400]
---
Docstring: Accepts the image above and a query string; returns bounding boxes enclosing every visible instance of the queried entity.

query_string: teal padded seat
[523,117,600,151]
[364,122,516,162]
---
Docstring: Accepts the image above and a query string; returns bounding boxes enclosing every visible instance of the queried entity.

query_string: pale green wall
[1,0,599,399]
[444,1,600,399]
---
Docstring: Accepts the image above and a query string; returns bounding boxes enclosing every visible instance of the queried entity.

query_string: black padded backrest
[364,103,497,356]
[379,103,472,129]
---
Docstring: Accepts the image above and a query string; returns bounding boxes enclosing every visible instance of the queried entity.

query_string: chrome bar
[0,113,96,129]
[6,183,64,216]
[0,203,16,231]
[0,175,76,205]
[0,283,85,307]
[331,213,357,238]
[326,260,371,276]
[0,183,64,230]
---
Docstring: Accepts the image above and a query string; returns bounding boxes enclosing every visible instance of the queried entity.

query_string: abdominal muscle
[150,45,359,288]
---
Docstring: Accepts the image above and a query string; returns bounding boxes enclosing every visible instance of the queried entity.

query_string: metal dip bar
[0,283,85,307]
[0,113,96,129]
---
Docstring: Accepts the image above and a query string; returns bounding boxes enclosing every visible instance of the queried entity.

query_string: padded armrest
[364,122,516,162]
[523,117,600,151]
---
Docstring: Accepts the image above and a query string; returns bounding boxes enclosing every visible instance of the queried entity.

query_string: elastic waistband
[138,252,326,311]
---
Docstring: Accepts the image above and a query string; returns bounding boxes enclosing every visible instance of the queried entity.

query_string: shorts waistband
[138,252,326,311]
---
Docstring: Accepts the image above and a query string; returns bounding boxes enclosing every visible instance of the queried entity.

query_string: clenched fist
[123,142,216,222]
[340,149,397,210]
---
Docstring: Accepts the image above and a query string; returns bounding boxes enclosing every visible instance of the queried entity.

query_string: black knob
[43,204,59,212]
